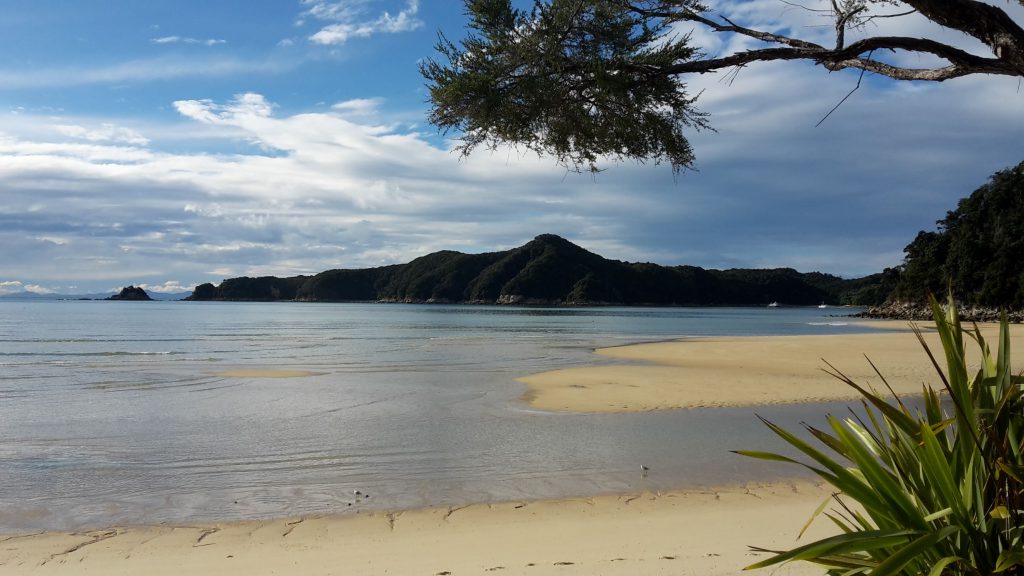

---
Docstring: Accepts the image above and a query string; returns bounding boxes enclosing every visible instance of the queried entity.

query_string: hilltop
[188,234,883,306]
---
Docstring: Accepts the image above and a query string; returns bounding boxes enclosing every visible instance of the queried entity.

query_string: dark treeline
[189,234,883,306]
[889,161,1024,308]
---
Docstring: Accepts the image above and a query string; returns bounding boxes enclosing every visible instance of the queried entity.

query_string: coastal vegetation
[189,234,882,306]
[742,295,1024,574]
[893,162,1024,308]
[855,162,1024,321]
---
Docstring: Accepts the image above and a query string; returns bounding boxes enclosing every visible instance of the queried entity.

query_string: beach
[2,482,834,576]
[6,318,1022,574]
[519,321,1024,412]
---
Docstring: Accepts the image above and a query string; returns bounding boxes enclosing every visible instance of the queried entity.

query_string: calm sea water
[0,301,893,533]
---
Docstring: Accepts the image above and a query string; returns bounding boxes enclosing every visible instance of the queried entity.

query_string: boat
[768,301,779,308]
[818,302,827,309]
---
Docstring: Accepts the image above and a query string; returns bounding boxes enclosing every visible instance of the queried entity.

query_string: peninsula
[188,234,886,306]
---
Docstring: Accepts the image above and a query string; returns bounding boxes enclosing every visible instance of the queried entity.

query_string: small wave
[0,351,181,357]
[806,322,849,327]
[0,338,195,344]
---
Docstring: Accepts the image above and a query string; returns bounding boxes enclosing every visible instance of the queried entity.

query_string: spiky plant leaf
[743,290,1023,575]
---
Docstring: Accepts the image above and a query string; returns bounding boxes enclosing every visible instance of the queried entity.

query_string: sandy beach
[1,482,836,576]
[519,321,1024,412]
[7,321,1022,575]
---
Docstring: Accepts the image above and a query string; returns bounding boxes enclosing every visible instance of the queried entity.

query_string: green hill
[893,161,1024,307]
[189,234,882,306]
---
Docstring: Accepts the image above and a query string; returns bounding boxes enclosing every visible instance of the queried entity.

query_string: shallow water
[0,301,891,533]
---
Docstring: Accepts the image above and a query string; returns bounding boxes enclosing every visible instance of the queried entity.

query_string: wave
[0,338,196,343]
[0,351,182,357]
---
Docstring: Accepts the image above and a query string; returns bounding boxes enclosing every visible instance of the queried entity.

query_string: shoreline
[10,323,1021,574]
[1,480,836,576]
[517,321,1024,412]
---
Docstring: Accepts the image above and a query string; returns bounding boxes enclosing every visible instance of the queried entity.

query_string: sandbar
[518,322,1024,412]
[0,482,836,576]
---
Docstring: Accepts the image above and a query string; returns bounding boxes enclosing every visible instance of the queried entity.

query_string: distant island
[106,286,153,301]
[187,234,887,306]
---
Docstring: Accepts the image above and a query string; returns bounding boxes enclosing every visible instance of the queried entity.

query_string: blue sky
[1,0,1022,295]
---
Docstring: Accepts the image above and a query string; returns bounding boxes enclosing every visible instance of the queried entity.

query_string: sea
[0,300,898,533]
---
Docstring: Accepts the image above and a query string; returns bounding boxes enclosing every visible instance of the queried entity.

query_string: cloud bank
[2,0,1023,294]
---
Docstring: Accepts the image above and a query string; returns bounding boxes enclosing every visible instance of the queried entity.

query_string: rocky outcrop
[855,301,1024,323]
[106,286,152,301]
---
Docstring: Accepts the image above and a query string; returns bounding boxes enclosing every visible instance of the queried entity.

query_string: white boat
[818,302,827,309]
[768,301,779,308]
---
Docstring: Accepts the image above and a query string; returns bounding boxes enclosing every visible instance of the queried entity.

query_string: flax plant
[740,292,1024,575]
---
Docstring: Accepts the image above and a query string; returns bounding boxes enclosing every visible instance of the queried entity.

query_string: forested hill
[891,161,1024,308]
[188,234,883,306]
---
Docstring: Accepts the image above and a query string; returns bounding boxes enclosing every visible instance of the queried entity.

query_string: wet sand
[1,482,835,576]
[518,321,1024,412]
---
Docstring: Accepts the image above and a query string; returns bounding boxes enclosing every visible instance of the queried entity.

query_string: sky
[1,0,1022,295]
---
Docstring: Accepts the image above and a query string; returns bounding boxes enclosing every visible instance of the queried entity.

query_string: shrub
[741,292,1023,575]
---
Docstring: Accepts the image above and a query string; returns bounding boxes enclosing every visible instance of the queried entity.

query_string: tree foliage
[894,161,1024,307]
[423,0,1024,170]
[421,0,710,172]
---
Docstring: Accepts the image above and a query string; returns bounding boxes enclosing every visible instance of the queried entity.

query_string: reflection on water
[0,301,886,533]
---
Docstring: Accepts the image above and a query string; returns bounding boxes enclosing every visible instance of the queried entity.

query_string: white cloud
[152,36,227,46]
[33,236,68,246]
[332,98,383,117]
[139,281,194,293]
[54,123,149,146]
[174,93,276,126]
[305,0,422,45]
[301,0,373,23]
[0,56,291,89]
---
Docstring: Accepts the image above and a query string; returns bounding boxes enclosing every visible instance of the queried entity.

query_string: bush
[742,292,1023,575]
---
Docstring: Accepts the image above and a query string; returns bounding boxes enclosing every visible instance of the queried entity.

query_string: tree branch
[900,0,1024,65]
[615,0,1024,82]
[661,37,1015,81]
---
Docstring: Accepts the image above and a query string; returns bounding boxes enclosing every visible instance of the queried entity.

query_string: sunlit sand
[518,322,1024,412]
[2,482,834,576]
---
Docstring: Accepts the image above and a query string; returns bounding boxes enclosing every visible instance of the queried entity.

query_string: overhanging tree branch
[422,1,1024,172]
[660,36,1016,81]
[652,1,1024,81]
